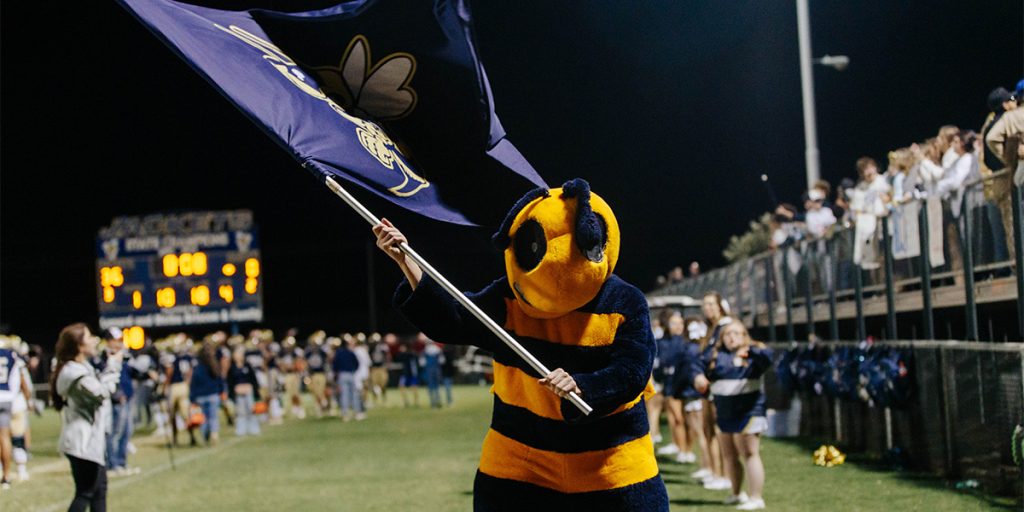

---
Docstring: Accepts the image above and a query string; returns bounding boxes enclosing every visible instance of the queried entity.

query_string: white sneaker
[724,492,749,505]
[737,498,765,510]
[355,412,367,421]
[703,477,732,490]
[652,433,662,444]
[690,468,713,480]
[656,443,680,456]
[17,467,29,482]
[675,451,696,464]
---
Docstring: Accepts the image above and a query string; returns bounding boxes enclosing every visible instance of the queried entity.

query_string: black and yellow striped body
[395,274,668,511]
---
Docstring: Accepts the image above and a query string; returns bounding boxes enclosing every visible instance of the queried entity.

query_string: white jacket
[56,359,120,465]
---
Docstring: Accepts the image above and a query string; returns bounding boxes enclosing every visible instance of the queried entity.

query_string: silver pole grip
[324,177,593,416]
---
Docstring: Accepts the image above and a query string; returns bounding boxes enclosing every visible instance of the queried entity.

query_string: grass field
[1,385,1016,511]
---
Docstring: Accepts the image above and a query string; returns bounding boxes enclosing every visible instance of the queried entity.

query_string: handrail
[651,168,1015,296]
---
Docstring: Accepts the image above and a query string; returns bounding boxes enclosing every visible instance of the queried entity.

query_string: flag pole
[323,176,593,416]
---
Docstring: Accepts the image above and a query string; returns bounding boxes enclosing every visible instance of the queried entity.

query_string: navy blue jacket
[226,362,260,401]
[189,362,225,400]
[332,348,359,373]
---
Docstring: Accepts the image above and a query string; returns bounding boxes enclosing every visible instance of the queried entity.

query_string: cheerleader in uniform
[691,321,771,510]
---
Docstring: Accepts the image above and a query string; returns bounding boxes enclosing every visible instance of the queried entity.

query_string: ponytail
[50,323,88,411]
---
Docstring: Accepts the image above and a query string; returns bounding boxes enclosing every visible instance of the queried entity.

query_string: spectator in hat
[804,186,837,240]
[979,87,1017,262]
[987,100,1024,161]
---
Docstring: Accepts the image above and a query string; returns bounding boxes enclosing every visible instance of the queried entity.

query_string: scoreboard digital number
[96,210,264,331]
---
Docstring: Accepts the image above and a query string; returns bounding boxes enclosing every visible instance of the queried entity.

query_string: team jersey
[653,335,684,385]
[266,343,281,370]
[670,341,703,400]
[395,352,418,378]
[277,348,302,371]
[130,353,154,378]
[245,349,265,371]
[693,345,772,426]
[170,354,196,384]
[657,335,689,395]
[0,348,24,402]
[370,343,390,368]
[305,347,326,373]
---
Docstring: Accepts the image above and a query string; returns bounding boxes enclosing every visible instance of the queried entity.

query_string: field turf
[2,385,1016,511]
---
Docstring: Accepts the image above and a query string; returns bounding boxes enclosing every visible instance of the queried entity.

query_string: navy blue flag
[118,0,547,225]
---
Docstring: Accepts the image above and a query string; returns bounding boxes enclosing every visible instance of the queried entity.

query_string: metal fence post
[854,260,865,341]
[882,215,898,340]
[1013,184,1024,339]
[939,347,957,475]
[828,237,839,341]
[782,246,795,341]
[766,257,777,342]
[959,198,978,341]
[919,199,935,340]
[803,242,815,338]
[735,263,744,324]
[748,260,757,329]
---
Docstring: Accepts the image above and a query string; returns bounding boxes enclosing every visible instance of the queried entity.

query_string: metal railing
[651,170,1024,342]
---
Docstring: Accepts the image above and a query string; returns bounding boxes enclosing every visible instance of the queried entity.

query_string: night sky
[2,1,1021,348]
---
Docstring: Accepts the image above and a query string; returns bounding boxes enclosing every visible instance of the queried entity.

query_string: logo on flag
[118,0,547,226]
[213,24,428,197]
[313,35,418,121]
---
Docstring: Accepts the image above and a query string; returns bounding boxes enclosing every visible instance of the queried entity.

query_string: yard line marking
[33,437,245,512]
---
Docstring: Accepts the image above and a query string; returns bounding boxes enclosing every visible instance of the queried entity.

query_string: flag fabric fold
[118,0,547,225]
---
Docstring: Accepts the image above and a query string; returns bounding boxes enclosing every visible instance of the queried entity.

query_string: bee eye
[512,219,546,271]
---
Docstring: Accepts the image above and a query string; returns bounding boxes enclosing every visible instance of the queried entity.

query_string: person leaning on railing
[1003,132,1024,187]
[988,104,1024,210]
[849,157,892,272]
[980,88,1018,260]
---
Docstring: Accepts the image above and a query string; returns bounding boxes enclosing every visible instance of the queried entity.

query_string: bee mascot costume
[382,178,669,511]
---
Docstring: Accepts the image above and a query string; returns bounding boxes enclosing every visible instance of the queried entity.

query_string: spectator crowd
[655,80,1024,291]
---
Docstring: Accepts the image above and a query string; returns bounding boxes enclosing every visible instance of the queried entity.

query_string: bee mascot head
[491,178,620,319]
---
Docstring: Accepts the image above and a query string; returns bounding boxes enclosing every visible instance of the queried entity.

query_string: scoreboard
[96,210,263,331]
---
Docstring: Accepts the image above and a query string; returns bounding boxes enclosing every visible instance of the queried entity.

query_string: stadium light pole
[797,0,848,190]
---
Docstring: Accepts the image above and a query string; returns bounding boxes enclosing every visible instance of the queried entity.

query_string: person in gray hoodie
[50,323,122,512]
